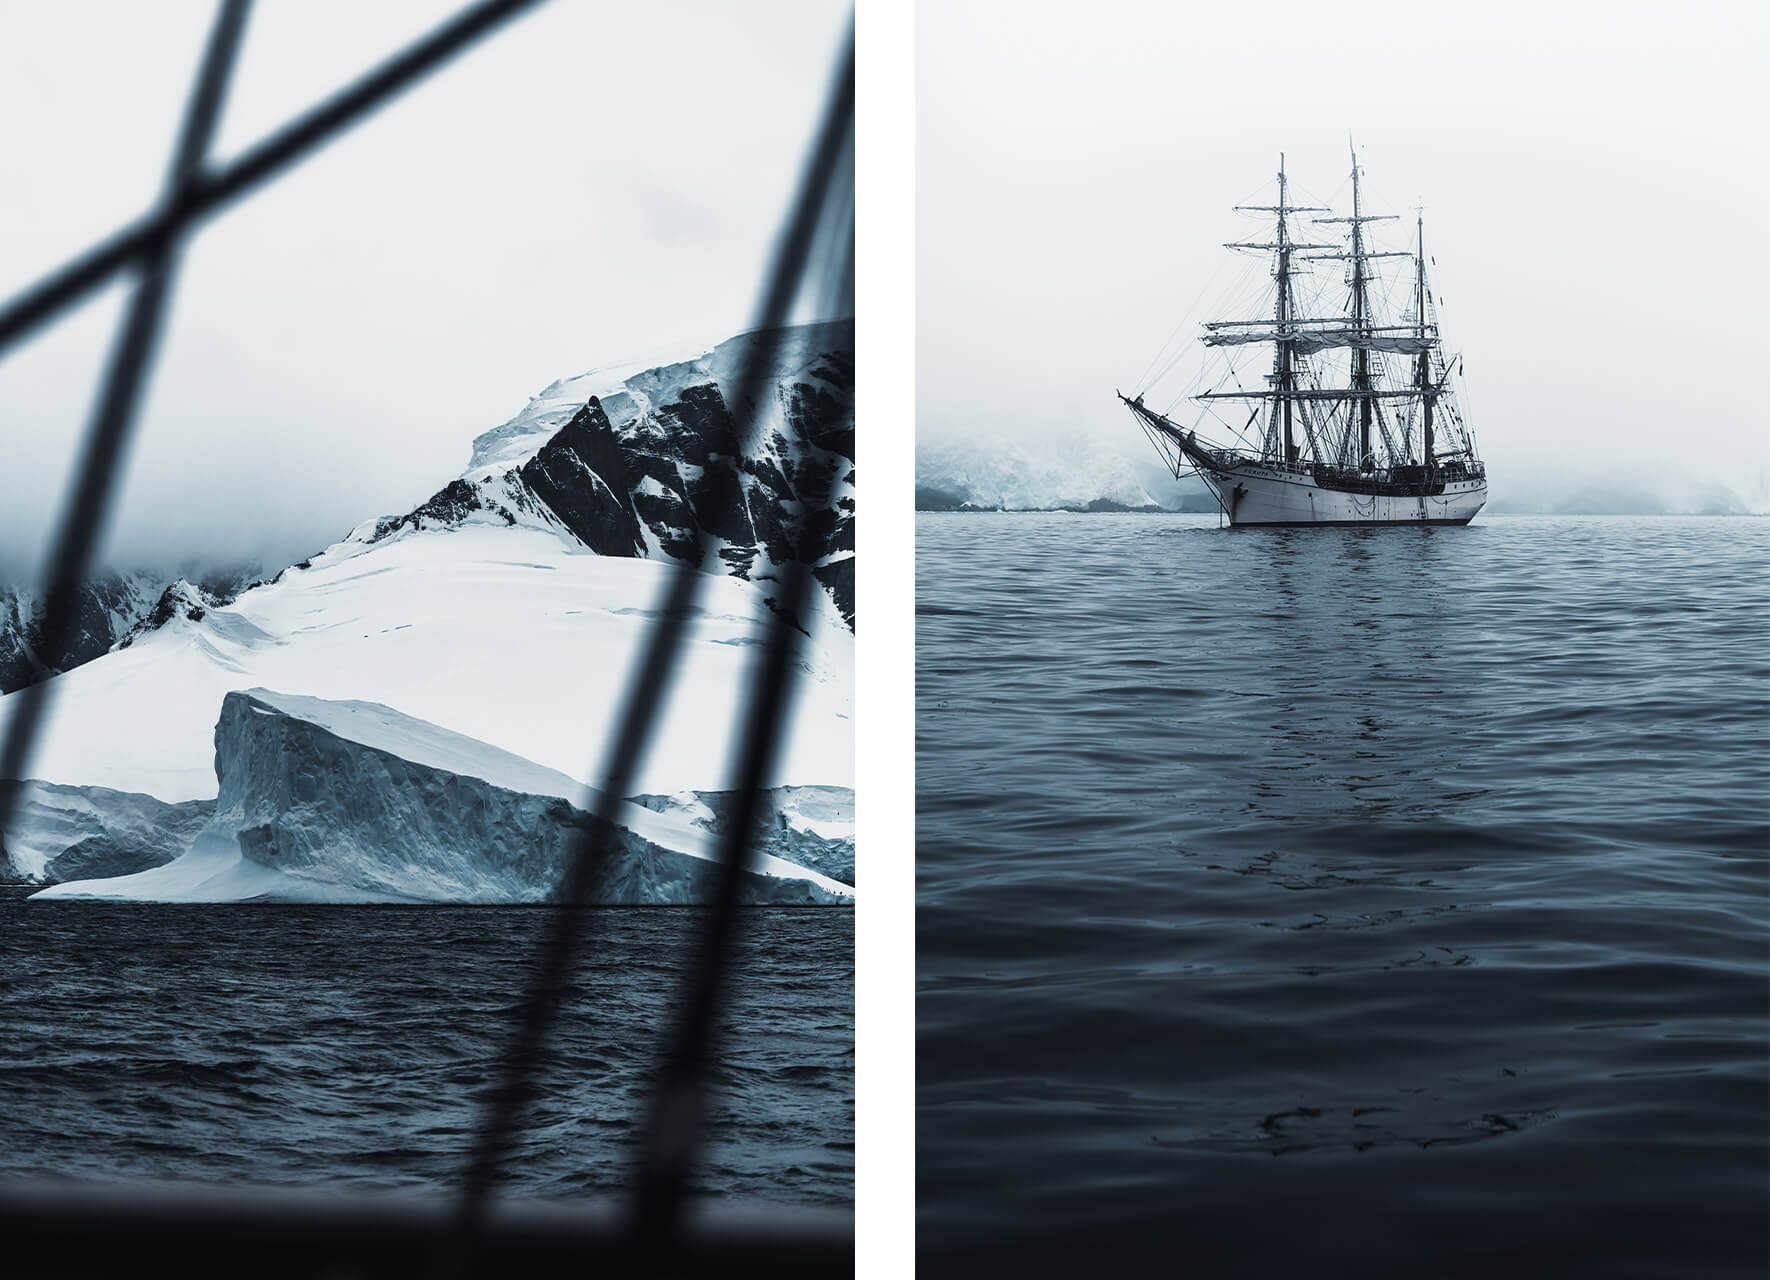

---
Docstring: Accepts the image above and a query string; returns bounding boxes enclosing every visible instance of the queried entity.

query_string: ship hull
[1198,463,1487,526]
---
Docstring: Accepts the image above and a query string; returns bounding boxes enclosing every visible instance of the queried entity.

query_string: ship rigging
[1120,146,1488,526]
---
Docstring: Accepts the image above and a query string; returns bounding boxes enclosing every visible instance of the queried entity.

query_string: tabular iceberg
[34,690,853,905]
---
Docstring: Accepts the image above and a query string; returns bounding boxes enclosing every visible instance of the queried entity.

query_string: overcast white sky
[0,0,849,573]
[919,0,1769,500]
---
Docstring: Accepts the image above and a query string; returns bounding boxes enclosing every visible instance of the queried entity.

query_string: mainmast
[1349,149,1371,469]
[1415,212,1435,468]
[1313,142,1402,471]
[1274,155,1295,465]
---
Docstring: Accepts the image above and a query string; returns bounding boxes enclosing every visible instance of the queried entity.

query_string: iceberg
[631,785,856,886]
[34,690,853,905]
[0,526,853,805]
[0,780,213,884]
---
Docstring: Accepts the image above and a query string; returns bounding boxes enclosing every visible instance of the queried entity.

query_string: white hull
[1198,462,1487,526]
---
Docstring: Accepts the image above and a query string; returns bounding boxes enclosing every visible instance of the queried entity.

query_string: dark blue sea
[917,513,1768,1277]
[0,902,852,1206]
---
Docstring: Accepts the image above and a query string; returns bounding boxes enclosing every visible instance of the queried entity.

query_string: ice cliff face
[0,780,213,883]
[365,321,855,628]
[631,785,856,886]
[35,690,853,905]
[0,572,163,693]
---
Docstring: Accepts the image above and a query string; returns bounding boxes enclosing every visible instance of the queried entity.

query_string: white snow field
[0,524,852,808]
[35,689,851,904]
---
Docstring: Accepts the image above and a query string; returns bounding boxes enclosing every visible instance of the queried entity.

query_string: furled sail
[1201,329,1436,355]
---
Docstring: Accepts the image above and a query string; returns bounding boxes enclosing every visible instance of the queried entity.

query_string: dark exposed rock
[522,329,856,624]
[0,572,164,693]
[813,558,855,630]
[349,323,856,627]
[914,485,992,512]
[115,581,217,651]
[518,400,648,558]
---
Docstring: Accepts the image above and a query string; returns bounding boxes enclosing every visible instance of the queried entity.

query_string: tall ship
[1120,148,1487,525]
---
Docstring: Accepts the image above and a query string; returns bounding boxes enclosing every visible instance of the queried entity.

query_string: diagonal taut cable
[0,0,544,836]
[630,125,854,1259]
[0,0,545,365]
[630,310,851,1261]
[0,0,252,837]
[452,29,855,1251]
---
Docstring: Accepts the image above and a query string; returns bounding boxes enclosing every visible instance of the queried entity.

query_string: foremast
[1224,154,1331,467]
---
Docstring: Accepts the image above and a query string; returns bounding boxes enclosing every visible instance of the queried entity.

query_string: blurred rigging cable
[451,33,853,1273]
[0,0,548,837]
[0,0,854,1272]
[0,0,544,363]
[0,0,252,836]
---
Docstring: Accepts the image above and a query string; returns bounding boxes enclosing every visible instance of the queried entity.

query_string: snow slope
[0,524,852,805]
[35,690,850,904]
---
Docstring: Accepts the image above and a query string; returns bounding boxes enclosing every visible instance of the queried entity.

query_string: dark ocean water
[0,901,852,1206]
[917,514,1768,1278]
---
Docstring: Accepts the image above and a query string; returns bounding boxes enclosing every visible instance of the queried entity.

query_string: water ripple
[0,901,852,1207]
[916,513,1768,1276]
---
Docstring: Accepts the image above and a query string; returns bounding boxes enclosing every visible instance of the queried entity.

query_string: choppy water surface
[0,903,852,1206]
[917,514,1767,1277]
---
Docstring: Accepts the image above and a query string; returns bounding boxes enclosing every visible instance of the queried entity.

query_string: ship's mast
[1274,154,1295,465]
[1160,152,1481,489]
[1312,143,1403,471]
[1415,212,1435,468]
[1349,148,1372,470]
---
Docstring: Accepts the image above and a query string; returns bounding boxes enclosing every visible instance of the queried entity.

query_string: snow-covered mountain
[0,572,162,694]
[0,562,266,695]
[389,319,855,627]
[0,323,856,901]
[915,436,1212,512]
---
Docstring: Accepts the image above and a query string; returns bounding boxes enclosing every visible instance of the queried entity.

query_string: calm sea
[0,901,852,1206]
[917,514,1767,1277]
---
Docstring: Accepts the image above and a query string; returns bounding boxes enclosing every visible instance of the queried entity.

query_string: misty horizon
[917,0,1768,506]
